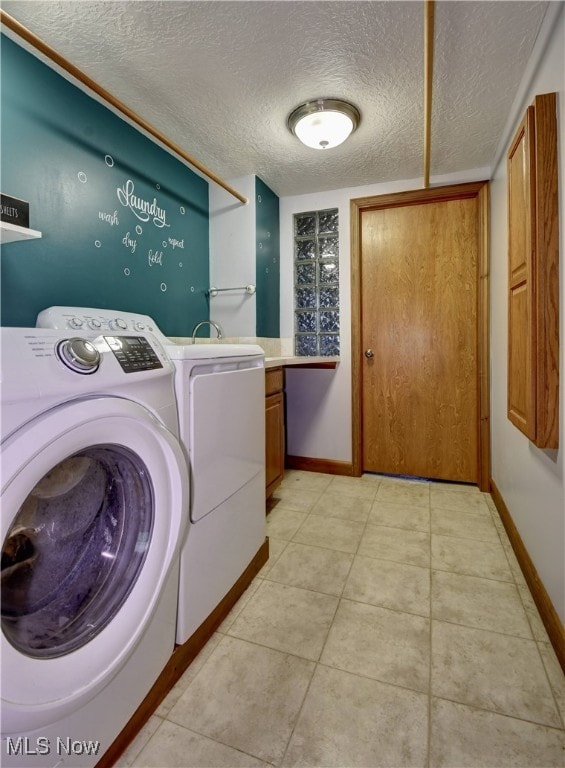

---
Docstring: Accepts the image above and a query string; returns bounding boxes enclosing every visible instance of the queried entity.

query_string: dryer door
[189,362,264,522]
[1,398,188,734]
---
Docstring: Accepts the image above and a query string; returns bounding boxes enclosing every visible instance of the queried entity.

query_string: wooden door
[360,196,479,482]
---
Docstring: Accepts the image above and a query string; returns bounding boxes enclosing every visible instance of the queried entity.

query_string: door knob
[364,349,374,358]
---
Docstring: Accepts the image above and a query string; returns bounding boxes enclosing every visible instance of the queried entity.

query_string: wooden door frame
[350,181,491,490]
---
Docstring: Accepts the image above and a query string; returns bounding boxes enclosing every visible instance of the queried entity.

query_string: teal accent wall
[255,176,280,337]
[0,35,209,335]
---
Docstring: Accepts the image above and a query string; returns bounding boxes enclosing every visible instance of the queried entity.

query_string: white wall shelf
[0,221,42,244]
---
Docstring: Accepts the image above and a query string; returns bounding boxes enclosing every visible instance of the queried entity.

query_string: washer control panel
[37,307,160,338]
[104,336,163,373]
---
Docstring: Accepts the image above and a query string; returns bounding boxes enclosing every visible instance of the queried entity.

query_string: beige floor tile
[490,511,510,538]
[369,500,430,532]
[270,486,322,512]
[292,515,365,553]
[134,720,268,767]
[430,697,565,768]
[282,665,428,767]
[429,481,481,494]
[361,472,383,483]
[359,524,430,568]
[310,489,373,522]
[538,642,565,727]
[321,599,430,693]
[429,489,491,515]
[227,579,338,661]
[265,541,353,596]
[155,634,223,716]
[432,534,513,582]
[168,635,315,765]
[265,507,307,541]
[517,585,552,642]
[484,492,498,509]
[432,620,561,727]
[217,580,262,633]
[491,512,508,537]
[376,480,430,508]
[344,555,430,617]
[431,570,532,637]
[501,538,528,585]
[327,475,380,499]
[281,470,334,493]
[431,507,499,542]
[114,715,162,767]
[124,469,563,768]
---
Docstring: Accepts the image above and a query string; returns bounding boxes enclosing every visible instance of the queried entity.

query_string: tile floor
[118,472,565,767]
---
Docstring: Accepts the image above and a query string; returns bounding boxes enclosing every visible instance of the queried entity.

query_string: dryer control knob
[110,318,128,331]
[57,337,100,374]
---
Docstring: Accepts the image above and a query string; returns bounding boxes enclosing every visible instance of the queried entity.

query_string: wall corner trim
[490,479,565,671]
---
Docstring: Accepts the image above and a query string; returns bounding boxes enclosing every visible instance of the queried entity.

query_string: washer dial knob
[110,318,128,331]
[69,316,84,329]
[88,318,102,330]
[57,337,100,374]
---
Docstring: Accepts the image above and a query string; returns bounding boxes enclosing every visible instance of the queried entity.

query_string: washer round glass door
[1,397,188,734]
[2,445,153,659]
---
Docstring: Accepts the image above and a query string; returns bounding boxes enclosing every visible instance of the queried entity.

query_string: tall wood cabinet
[265,367,284,498]
[507,92,559,448]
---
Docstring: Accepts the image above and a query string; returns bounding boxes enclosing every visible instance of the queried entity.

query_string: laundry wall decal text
[117,180,170,228]
[77,152,195,295]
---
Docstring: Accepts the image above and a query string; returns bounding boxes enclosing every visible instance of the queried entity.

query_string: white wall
[490,7,564,622]
[280,167,489,462]
[209,175,257,337]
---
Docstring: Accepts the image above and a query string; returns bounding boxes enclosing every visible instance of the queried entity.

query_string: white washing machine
[1,327,188,767]
[36,308,266,646]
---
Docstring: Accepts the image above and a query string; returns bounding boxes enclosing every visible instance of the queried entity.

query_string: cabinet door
[507,93,559,448]
[507,107,537,440]
[266,392,284,497]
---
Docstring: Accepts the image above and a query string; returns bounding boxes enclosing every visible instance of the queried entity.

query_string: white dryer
[37,307,267,646]
[1,328,188,767]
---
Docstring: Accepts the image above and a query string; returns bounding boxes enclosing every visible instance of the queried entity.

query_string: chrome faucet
[191,320,223,343]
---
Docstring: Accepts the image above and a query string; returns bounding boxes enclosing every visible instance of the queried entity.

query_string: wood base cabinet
[265,367,284,498]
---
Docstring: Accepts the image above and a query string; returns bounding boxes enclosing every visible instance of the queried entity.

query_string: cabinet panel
[265,367,284,397]
[508,111,534,283]
[508,282,534,437]
[266,392,284,498]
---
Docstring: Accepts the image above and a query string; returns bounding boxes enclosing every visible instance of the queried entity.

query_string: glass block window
[294,208,340,356]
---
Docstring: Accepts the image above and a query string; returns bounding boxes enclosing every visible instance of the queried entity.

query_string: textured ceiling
[1,1,549,196]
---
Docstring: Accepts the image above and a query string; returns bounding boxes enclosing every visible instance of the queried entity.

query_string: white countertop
[264,356,340,369]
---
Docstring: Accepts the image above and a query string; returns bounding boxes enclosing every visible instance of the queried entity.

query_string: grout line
[315,658,431,698]
[429,693,565,733]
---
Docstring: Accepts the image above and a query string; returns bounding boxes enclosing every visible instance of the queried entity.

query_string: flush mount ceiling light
[288,98,361,150]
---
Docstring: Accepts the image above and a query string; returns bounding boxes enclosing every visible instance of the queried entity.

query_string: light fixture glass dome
[288,98,361,150]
